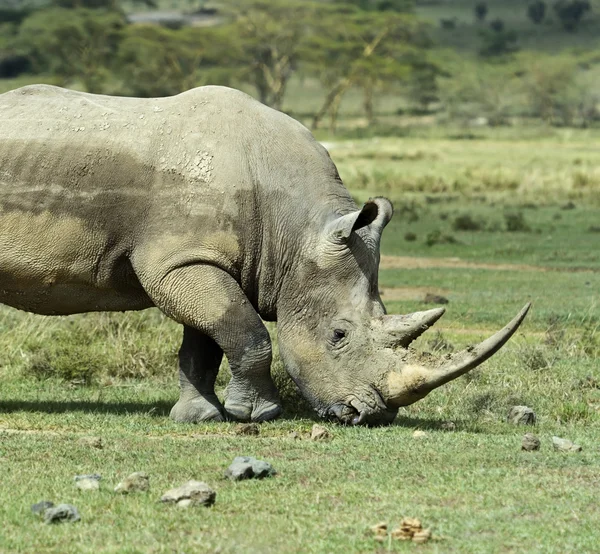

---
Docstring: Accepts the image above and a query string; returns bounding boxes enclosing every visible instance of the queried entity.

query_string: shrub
[553,0,591,31]
[425,229,458,246]
[475,2,488,22]
[452,213,485,231]
[527,1,547,24]
[504,211,531,232]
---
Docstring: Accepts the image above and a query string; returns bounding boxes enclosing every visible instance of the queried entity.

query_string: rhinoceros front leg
[170,326,225,423]
[140,263,282,423]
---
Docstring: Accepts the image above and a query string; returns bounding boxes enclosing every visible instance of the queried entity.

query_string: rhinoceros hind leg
[170,326,225,423]
[139,262,282,423]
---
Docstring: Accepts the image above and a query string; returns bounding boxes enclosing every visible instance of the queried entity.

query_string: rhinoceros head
[277,197,530,425]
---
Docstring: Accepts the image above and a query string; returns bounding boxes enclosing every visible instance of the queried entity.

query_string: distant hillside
[416,0,600,54]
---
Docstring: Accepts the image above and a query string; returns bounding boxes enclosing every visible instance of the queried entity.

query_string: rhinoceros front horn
[384,303,531,408]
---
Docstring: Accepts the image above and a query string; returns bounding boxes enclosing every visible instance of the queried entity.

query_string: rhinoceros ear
[326,197,393,243]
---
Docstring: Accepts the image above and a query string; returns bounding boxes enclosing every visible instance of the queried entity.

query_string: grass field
[0,131,599,552]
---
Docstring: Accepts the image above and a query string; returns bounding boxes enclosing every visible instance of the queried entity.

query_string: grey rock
[74,474,101,490]
[552,436,582,453]
[31,501,54,516]
[521,433,541,451]
[507,406,536,425]
[44,504,81,524]
[441,421,456,431]
[114,472,150,494]
[160,480,216,507]
[224,456,276,481]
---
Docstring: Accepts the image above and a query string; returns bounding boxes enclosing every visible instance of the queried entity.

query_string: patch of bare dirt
[380,255,598,273]
[379,286,450,302]
[380,256,549,272]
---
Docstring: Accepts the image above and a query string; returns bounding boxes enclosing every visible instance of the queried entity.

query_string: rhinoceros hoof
[225,400,282,423]
[170,396,225,423]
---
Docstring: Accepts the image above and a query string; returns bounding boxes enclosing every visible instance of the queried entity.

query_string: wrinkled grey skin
[0,85,528,425]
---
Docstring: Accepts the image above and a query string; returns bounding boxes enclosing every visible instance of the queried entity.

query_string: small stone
[412,430,427,439]
[78,436,103,449]
[44,504,81,524]
[31,501,54,516]
[311,424,330,441]
[522,433,541,451]
[74,474,101,491]
[160,480,216,508]
[224,456,276,480]
[441,421,456,431]
[288,431,301,440]
[552,436,582,453]
[225,461,254,481]
[507,406,536,425]
[234,423,260,436]
[114,472,150,494]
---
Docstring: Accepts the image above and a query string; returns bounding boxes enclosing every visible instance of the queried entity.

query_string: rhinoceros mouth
[326,390,397,426]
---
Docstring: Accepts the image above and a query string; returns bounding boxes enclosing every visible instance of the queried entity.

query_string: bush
[553,0,591,31]
[527,1,547,24]
[474,2,488,22]
[479,22,518,57]
[452,213,485,231]
[504,211,531,232]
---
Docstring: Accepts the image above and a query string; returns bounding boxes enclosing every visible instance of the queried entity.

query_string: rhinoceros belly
[0,210,152,315]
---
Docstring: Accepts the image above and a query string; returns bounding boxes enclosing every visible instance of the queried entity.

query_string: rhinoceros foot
[170,394,225,423]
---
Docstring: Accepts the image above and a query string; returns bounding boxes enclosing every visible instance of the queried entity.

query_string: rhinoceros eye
[332,329,346,343]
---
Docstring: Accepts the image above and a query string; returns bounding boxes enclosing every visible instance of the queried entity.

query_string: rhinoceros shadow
[0,399,173,417]
[0,400,477,431]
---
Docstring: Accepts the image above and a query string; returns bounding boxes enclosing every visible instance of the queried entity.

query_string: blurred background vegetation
[2,0,600,133]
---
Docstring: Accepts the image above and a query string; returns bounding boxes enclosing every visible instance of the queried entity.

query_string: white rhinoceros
[0,84,529,424]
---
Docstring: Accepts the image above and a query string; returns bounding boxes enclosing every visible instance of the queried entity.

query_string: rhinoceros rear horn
[384,303,531,408]
[326,197,393,242]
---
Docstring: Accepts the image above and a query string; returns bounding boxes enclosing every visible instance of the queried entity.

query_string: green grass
[1,132,600,551]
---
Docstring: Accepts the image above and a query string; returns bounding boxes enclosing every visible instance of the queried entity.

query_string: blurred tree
[479,20,518,57]
[221,0,322,110]
[17,7,125,91]
[51,0,156,8]
[305,7,425,131]
[332,0,414,11]
[474,2,488,22]
[527,1,546,24]
[553,0,591,31]
[117,25,235,97]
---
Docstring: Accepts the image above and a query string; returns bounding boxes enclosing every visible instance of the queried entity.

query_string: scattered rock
[390,517,431,543]
[234,423,260,436]
[44,504,81,524]
[552,436,582,453]
[311,424,330,441]
[31,501,54,516]
[521,433,541,451]
[370,521,388,542]
[224,456,277,481]
[288,431,301,440]
[507,406,536,425]
[74,474,101,491]
[114,472,150,494]
[412,430,428,439]
[424,293,449,305]
[441,421,456,431]
[78,436,103,449]
[160,480,216,508]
